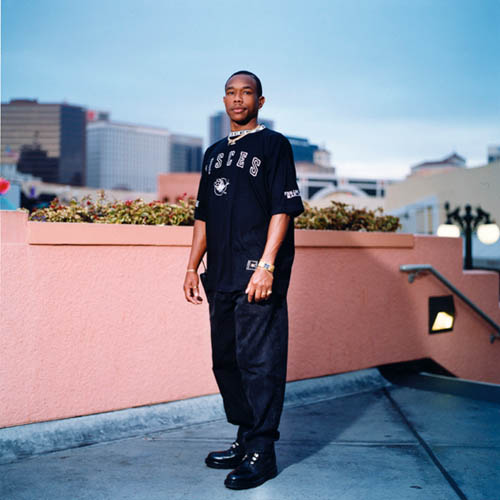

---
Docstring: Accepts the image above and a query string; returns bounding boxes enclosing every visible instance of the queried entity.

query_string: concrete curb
[0,368,390,464]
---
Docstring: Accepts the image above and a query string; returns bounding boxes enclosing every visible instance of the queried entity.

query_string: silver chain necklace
[227,124,265,146]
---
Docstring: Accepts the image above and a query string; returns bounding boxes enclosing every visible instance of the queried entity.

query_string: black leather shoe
[205,441,246,469]
[224,451,278,490]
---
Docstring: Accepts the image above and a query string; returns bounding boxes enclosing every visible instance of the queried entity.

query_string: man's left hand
[245,268,273,303]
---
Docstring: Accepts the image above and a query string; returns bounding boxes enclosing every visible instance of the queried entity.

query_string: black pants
[207,290,288,453]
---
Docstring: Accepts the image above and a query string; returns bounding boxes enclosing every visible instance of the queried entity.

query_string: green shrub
[294,201,401,232]
[29,192,400,232]
[28,190,195,226]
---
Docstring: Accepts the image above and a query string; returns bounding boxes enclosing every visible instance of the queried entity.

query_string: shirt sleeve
[266,135,305,217]
[194,149,211,221]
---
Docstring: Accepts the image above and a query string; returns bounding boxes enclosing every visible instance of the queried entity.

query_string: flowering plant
[294,201,401,232]
[28,192,400,232]
[28,190,195,226]
[0,178,11,195]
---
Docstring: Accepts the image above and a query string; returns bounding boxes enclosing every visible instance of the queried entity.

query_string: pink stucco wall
[157,173,200,202]
[1,210,499,429]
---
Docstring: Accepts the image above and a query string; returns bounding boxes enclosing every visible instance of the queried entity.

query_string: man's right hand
[183,271,203,305]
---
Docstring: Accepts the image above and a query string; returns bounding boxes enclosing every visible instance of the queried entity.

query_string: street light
[477,223,500,245]
[437,202,500,269]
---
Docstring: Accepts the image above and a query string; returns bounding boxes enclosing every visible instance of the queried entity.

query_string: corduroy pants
[207,290,288,453]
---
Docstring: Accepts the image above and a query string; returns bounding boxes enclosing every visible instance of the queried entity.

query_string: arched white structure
[310,183,367,201]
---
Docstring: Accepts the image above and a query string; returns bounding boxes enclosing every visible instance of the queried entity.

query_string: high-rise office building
[86,120,203,191]
[208,111,274,145]
[286,136,319,163]
[17,142,59,183]
[1,99,86,185]
[87,120,170,192]
[170,134,203,173]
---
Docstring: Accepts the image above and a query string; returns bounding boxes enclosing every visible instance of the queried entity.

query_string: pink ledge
[294,229,414,248]
[28,221,194,246]
[27,220,414,248]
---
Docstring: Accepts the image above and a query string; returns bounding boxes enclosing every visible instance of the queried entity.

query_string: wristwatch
[258,261,275,273]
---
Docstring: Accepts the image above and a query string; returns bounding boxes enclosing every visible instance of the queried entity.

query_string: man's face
[223,74,265,126]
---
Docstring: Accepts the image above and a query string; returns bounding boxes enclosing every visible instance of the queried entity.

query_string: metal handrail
[400,264,500,344]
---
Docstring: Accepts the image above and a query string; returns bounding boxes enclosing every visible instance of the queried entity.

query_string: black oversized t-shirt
[194,127,304,295]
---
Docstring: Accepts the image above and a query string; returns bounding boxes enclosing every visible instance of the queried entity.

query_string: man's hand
[245,268,273,303]
[183,271,203,305]
[243,213,289,303]
[184,220,206,305]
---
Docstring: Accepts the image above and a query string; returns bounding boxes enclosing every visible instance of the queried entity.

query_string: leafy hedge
[295,201,401,232]
[28,191,400,232]
[28,191,195,226]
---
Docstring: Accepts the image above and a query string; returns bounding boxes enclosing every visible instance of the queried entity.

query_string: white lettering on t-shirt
[215,153,224,169]
[208,157,214,175]
[250,157,261,177]
[236,151,248,168]
[284,189,300,199]
[226,150,235,166]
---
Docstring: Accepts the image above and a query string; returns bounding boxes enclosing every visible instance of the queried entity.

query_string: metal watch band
[257,261,275,273]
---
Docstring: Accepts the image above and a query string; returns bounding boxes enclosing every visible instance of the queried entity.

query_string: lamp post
[438,202,500,270]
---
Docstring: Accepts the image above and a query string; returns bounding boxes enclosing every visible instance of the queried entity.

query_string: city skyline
[2,0,499,179]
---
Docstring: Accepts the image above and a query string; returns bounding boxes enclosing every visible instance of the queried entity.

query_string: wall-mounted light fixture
[429,295,455,334]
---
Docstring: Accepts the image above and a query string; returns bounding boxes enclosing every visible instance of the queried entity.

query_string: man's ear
[258,96,265,110]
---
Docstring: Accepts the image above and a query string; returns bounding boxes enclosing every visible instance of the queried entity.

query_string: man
[183,70,304,490]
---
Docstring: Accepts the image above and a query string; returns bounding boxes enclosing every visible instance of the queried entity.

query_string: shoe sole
[205,461,237,470]
[205,458,245,470]
[224,467,278,490]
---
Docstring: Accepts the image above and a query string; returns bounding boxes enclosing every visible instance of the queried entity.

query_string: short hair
[226,70,263,97]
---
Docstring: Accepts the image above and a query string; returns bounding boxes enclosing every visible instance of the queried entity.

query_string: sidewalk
[1,371,499,499]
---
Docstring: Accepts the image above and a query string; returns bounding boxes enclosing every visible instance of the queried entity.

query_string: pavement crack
[383,387,467,500]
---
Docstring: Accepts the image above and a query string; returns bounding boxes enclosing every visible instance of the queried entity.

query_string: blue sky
[2,0,499,178]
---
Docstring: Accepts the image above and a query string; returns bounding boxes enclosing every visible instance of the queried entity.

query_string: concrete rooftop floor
[1,370,499,500]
